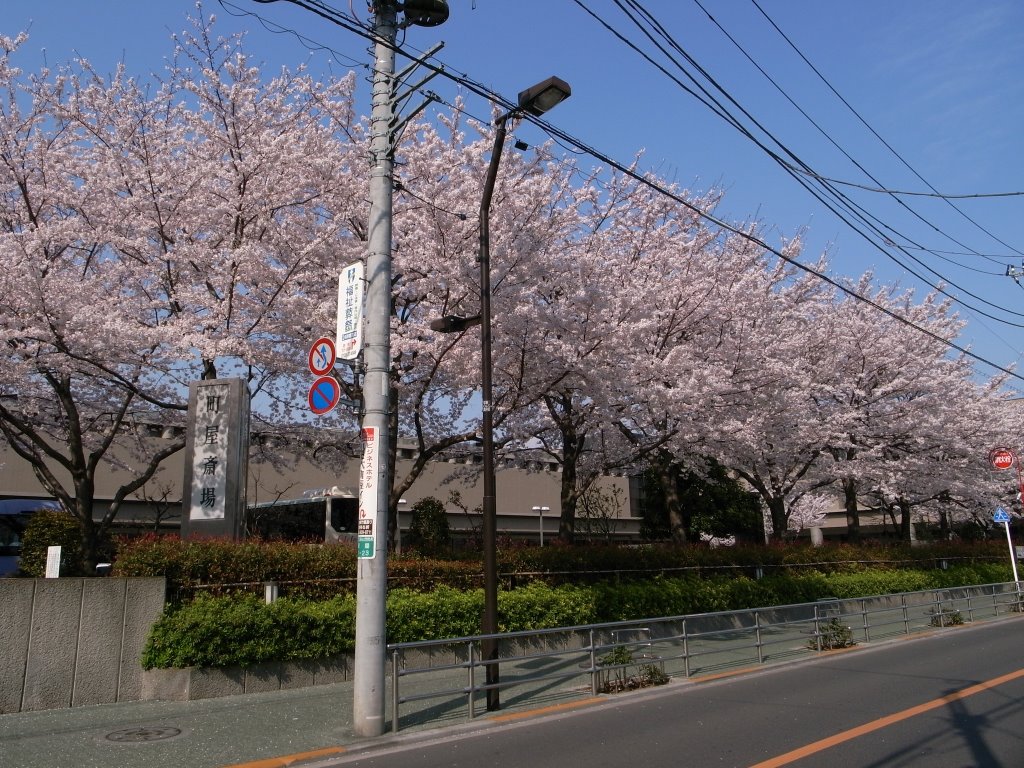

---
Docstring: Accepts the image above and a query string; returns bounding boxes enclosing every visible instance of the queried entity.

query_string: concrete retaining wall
[0,577,165,714]
[141,656,353,702]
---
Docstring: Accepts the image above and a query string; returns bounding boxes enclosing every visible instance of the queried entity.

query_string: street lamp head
[429,314,482,333]
[516,76,572,116]
[401,0,450,27]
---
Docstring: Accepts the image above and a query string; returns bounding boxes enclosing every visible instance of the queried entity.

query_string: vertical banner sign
[45,546,61,578]
[181,378,250,540]
[357,426,378,559]
[338,262,365,361]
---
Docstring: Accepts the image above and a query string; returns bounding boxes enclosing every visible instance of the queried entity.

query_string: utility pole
[352,0,396,738]
[354,0,448,738]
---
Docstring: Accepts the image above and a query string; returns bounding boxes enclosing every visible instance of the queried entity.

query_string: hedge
[141,563,1014,669]
[116,536,1007,601]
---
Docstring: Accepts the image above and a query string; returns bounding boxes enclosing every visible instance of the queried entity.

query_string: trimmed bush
[116,536,1008,601]
[140,563,1017,669]
[19,509,84,577]
[141,594,357,669]
[498,582,597,631]
[387,585,484,643]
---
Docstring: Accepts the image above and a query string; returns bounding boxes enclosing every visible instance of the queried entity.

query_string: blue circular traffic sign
[308,376,341,415]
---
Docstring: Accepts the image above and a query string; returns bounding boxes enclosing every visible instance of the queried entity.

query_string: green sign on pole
[357,537,374,558]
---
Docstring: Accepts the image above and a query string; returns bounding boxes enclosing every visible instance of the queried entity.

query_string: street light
[532,506,551,546]
[430,75,570,711]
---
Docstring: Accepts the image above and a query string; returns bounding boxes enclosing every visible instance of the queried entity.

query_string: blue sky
[7,1,1024,385]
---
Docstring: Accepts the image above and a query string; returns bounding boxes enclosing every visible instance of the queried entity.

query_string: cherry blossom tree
[697,243,840,539]
[0,18,361,567]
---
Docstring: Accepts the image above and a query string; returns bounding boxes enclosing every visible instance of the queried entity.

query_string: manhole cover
[104,726,183,743]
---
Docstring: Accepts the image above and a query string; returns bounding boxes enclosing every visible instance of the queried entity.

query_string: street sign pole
[994,507,1020,590]
[1004,520,1020,588]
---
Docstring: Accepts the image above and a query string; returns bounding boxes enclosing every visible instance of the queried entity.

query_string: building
[0,430,643,549]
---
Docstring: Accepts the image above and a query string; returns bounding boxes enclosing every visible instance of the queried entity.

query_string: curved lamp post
[431,76,570,711]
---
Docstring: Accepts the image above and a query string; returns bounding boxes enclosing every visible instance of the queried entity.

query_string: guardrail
[387,581,1023,732]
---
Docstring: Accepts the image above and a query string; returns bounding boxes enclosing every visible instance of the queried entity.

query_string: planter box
[141,654,353,702]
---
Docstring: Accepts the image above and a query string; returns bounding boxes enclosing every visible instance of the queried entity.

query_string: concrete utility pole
[352,1,397,738]
[353,0,448,739]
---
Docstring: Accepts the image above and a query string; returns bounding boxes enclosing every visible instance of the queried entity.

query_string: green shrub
[498,582,597,631]
[116,536,359,601]
[809,618,856,650]
[115,536,1008,600]
[386,586,483,644]
[140,563,1020,669]
[141,593,357,669]
[406,497,451,556]
[19,509,84,577]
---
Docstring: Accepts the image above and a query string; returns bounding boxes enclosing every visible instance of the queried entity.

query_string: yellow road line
[748,667,1024,768]
[489,697,605,723]
[221,745,347,768]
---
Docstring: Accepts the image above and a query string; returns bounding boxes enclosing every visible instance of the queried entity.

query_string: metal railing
[387,581,1023,733]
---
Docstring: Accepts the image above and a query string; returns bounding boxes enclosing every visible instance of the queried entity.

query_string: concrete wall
[0,577,165,714]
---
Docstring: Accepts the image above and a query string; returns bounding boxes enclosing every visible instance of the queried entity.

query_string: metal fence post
[589,629,599,696]
[682,619,691,678]
[813,603,822,652]
[754,610,763,664]
[902,593,910,634]
[860,598,870,642]
[467,642,477,720]
[391,649,401,734]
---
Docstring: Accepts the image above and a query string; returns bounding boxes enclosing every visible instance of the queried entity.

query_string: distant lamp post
[429,75,571,711]
[532,506,551,546]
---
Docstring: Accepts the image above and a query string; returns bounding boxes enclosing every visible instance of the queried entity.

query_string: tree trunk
[898,497,914,543]
[557,444,579,545]
[652,452,687,543]
[767,495,788,541]
[843,477,861,542]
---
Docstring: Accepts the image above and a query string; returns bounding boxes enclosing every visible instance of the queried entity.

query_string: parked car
[0,499,59,576]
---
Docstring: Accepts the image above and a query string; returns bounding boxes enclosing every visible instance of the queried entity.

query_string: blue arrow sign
[994,507,1011,523]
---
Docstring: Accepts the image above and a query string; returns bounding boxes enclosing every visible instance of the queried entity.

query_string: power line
[234,0,1024,383]
[689,0,1017,266]
[580,1,1024,311]
[748,0,1024,261]
[782,169,1024,201]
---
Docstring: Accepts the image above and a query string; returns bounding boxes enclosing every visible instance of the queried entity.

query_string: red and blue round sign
[308,337,336,377]
[308,376,341,415]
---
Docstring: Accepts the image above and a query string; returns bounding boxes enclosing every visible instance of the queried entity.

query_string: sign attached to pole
[337,262,365,361]
[357,426,378,559]
[994,507,1021,585]
[990,448,1016,471]
[308,376,341,416]
[308,337,336,377]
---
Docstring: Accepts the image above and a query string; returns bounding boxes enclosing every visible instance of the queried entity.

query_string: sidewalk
[0,622,877,768]
[0,664,596,768]
[0,680,364,768]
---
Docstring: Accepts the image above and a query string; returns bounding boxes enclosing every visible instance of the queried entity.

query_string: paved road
[3,616,1023,768]
[328,617,1024,768]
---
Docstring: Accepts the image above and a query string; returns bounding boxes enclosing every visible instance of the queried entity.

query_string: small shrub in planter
[928,605,965,627]
[808,618,856,651]
[596,645,669,693]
